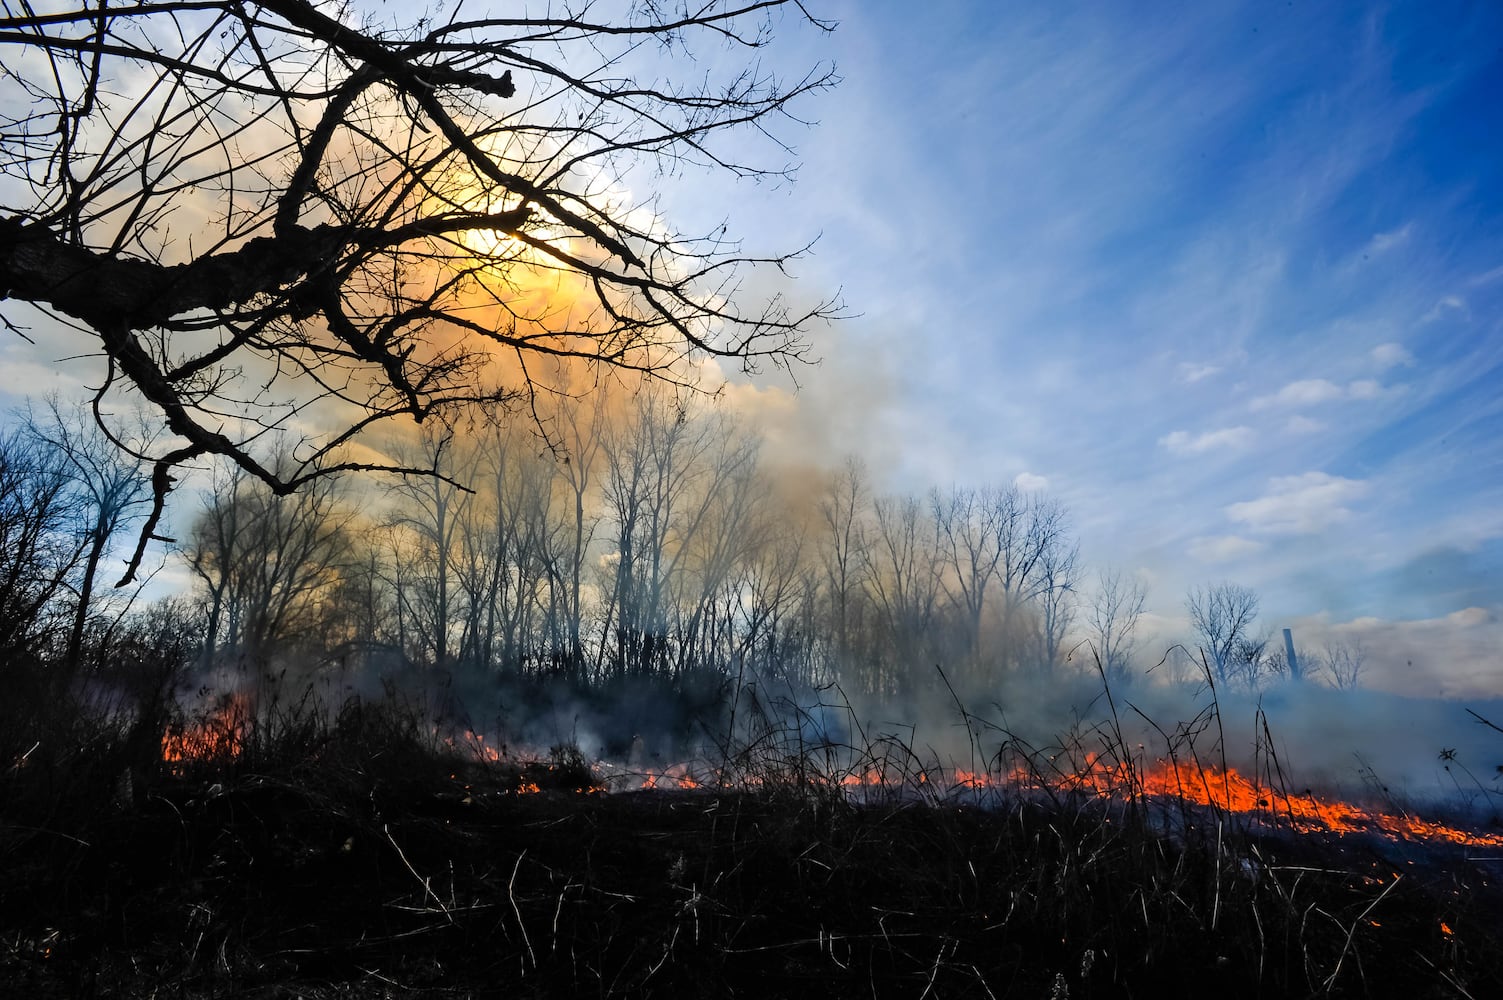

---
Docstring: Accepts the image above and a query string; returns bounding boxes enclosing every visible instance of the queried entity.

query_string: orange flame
[160,692,251,770]
[458,730,504,763]
[1001,753,1503,848]
[640,764,700,790]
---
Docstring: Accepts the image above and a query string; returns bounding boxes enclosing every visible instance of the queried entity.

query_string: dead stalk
[1321,875,1401,995]
[509,850,536,970]
[383,823,451,923]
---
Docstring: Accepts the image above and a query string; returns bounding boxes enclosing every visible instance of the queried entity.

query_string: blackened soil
[3,761,1502,998]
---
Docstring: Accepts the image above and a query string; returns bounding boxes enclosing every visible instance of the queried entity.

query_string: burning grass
[3,692,1503,997]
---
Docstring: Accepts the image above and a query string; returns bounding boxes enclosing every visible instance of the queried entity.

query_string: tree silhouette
[0,0,838,580]
[1186,582,1261,686]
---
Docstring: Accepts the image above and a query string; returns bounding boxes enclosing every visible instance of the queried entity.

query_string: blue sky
[2,0,1499,696]
[684,0,1503,693]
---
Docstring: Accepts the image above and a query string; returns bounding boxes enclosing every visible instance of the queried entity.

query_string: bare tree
[0,0,839,581]
[1087,568,1147,686]
[1031,539,1080,673]
[993,490,1070,671]
[598,393,702,677]
[30,400,151,667]
[187,451,354,666]
[546,394,606,682]
[0,428,83,662]
[928,484,1071,680]
[862,493,942,697]
[818,456,870,671]
[666,416,766,678]
[452,424,558,675]
[930,486,1004,671]
[1185,582,1261,686]
[1319,638,1367,690]
[384,425,467,669]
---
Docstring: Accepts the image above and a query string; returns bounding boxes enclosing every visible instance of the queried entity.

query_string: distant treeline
[0,391,1362,752]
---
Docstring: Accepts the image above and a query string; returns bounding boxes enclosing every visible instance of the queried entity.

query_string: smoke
[106,263,1499,813]
[752,664,1503,815]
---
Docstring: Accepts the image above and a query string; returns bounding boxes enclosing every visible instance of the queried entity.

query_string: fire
[1003,753,1503,849]
[159,692,251,771]
[457,730,504,764]
[150,703,1503,850]
[840,768,885,788]
[615,750,1503,849]
[640,764,700,790]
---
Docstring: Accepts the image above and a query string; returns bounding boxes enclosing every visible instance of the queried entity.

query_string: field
[4,699,1502,999]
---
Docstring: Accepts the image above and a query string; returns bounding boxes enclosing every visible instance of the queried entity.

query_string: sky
[659,0,1503,696]
[3,0,1501,697]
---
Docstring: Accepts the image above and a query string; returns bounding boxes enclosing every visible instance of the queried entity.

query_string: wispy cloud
[1420,295,1468,324]
[1284,415,1326,435]
[1251,379,1344,409]
[1188,535,1265,563]
[1362,224,1412,256]
[1014,471,1050,492]
[1370,343,1414,369]
[1159,426,1255,455]
[1176,361,1223,384]
[1251,378,1392,410]
[1469,263,1503,288]
[1225,471,1368,535]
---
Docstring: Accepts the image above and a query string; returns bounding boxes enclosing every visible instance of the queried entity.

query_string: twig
[383,823,451,923]
[1321,875,1401,995]
[1466,709,1503,737]
[721,931,931,954]
[1411,948,1478,1000]
[509,850,536,970]
[918,937,955,1000]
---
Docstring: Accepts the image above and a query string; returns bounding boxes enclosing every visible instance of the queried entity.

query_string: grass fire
[8,679,1503,998]
[3,0,1503,997]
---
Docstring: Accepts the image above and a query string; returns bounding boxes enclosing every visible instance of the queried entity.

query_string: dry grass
[4,683,1502,998]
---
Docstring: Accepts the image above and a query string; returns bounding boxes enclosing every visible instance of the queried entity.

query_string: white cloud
[1369,342,1414,369]
[1188,535,1265,562]
[1284,415,1325,435]
[1159,426,1255,455]
[1470,263,1503,287]
[1420,295,1468,324]
[1363,224,1412,256]
[1252,378,1345,409]
[0,353,86,399]
[1014,471,1049,492]
[1176,361,1222,384]
[1291,608,1503,698]
[1252,377,1390,409]
[1225,471,1368,535]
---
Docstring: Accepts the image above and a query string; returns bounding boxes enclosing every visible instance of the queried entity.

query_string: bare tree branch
[1,0,839,581]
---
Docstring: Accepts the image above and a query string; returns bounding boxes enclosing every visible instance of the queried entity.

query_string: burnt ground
[4,744,1503,999]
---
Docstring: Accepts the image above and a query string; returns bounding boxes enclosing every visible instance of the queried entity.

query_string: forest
[1,387,1092,750]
